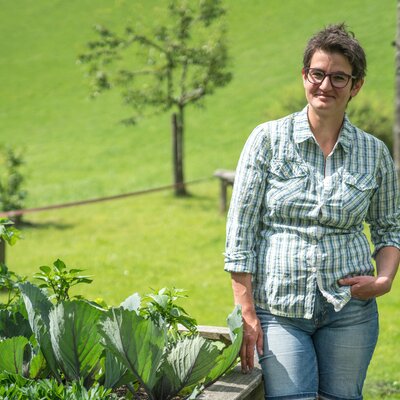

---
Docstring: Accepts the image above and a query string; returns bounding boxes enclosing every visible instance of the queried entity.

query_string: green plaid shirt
[224,107,400,318]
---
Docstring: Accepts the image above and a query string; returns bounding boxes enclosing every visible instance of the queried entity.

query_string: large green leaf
[0,336,29,376]
[19,282,61,380]
[28,348,50,379]
[205,305,243,384]
[98,308,166,393]
[0,310,32,339]
[154,335,221,400]
[104,349,135,389]
[120,293,141,313]
[49,300,104,382]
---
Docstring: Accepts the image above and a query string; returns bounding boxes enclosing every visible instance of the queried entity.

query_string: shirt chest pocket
[341,172,378,219]
[266,161,311,216]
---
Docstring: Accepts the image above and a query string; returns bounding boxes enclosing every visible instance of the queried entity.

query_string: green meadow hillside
[0,1,399,397]
[0,0,395,205]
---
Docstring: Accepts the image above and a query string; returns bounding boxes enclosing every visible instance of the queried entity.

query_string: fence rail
[0,177,212,219]
[0,177,213,264]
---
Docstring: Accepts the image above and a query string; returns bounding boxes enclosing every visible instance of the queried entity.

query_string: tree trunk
[395,0,400,182]
[172,108,187,196]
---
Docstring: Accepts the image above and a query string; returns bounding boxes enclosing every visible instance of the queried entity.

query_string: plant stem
[127,383,141,400]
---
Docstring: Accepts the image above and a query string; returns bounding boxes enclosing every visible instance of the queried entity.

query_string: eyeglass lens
[307,68,351,88]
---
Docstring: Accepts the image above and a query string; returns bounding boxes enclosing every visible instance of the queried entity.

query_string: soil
[113,386,185,399]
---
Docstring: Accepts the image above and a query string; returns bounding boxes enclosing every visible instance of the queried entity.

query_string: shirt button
[311,267,317,273]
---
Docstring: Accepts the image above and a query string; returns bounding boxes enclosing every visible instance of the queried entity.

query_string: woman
[224,24,400,400]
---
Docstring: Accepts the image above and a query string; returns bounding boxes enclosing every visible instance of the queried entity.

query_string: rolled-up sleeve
[224,125,270,274]
[367,143,400,257]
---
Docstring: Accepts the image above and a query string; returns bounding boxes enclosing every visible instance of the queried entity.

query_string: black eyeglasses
[305,68,356,89]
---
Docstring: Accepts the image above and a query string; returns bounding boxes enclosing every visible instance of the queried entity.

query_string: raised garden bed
[194,326,264,400]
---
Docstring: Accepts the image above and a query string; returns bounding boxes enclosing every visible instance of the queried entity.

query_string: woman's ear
[301,68,308,87]
[350,78,364,98]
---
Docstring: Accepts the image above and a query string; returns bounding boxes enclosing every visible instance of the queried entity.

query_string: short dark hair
[303,23,367,81]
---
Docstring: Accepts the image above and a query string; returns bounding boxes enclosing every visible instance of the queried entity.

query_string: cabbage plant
[0,282,242,399]
[99,304,242,399]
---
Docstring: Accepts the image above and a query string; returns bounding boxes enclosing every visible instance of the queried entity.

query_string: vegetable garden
[0,219,242,400]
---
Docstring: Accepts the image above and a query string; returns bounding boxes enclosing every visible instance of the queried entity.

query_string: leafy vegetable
[0,336,30,376]
[205,304,243,384]
[99,301,243,400]
[99,307,166,395]
[19,281,61,381]
[49,300,104,384]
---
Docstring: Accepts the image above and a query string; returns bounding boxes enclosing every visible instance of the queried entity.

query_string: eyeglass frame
[304,67,357,89]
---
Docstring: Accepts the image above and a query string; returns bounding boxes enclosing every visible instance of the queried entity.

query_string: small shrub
[0,147,27,224]
[0,219,24,312]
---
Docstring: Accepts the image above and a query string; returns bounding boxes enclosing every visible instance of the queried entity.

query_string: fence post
[0,240,5,265]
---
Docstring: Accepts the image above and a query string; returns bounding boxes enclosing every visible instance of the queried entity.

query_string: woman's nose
[318,75,333,90]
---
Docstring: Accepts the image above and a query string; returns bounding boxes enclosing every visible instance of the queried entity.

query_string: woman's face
[302,50,363,118]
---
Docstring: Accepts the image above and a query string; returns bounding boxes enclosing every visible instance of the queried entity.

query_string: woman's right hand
[240,309,264,373]
[230,272,264,373]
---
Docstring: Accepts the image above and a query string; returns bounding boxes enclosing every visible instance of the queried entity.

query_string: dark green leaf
[0,336,29,376]
[19,282,61,380]
[0,310,32,340]
[39,266,51,274]
[53,259,66,272]
[205,305,243,384]
[154,335,220,398]
[99,307,166,392]
[49,300,104,381]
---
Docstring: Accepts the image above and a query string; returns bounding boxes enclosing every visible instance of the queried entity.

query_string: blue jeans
[255,291,379,400]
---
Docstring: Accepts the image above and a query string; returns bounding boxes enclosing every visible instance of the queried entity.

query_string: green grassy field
[1,0,399,397]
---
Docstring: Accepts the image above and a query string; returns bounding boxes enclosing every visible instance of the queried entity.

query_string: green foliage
[77,0,232,195]
[0,308,32,340]
[19,281,62,381]
[49,301,104,385]
[0,263,26,311]
[99,307,166,394]
[34,259,93,303]
[0,218,22,246]
[14,280,242,398]
[141,287,198,340]
[99,303,242,400]
[0,336,30,376]
[0,218,24,311]
[204,305,243,385]
[0,147,27,217]
[77,0,231,123]
[0,377,117,400]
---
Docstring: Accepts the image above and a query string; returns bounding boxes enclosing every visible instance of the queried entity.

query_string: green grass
[6,181,233,326]
[0,0,399,397]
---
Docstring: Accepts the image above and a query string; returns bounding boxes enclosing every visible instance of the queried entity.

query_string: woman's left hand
[338,275,392,299]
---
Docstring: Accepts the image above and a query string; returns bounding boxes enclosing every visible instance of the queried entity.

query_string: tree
[78,0,232,196]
